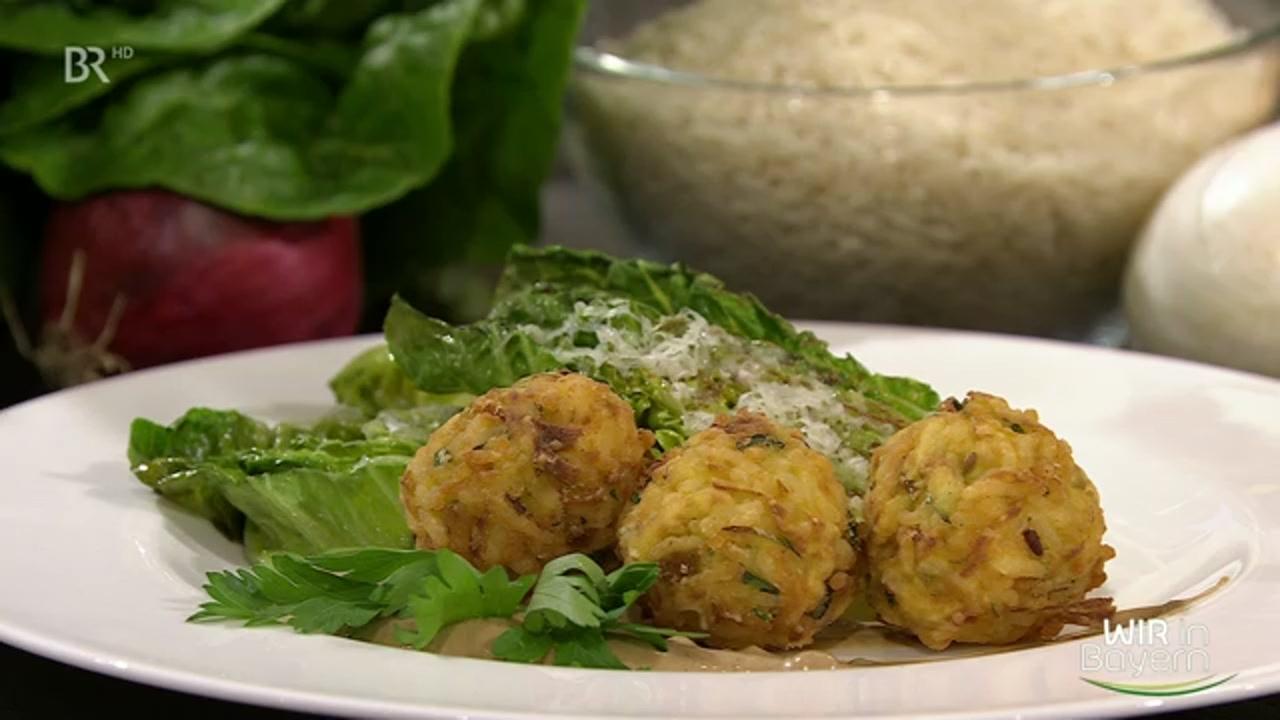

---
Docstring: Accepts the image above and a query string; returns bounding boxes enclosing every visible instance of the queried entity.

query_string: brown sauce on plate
[357,578,1227,672]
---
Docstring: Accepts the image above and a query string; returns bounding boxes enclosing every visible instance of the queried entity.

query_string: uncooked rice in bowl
[570,0,1279,336]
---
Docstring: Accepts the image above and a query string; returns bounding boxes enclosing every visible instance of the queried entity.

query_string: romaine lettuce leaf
[357,405,463,444]
[329,344,470,416]
[387,293,691,451]
[384,296,562,394]
[385,248,941,490]
[496,246,939,421]
[495,246,800,347]
[128,405,456,558]
[218,457,412,558]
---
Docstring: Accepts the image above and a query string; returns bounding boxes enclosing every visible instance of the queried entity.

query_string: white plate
[1,325,1278,720]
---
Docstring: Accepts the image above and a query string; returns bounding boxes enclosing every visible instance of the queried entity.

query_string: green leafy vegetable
[495,246,800,344]
[0,55,164,135]
[264,0,401,36]
[328,344,470,416]
[522,554,610,630]
[355,405,463,444]
[362,0,587,313]
[0,2,475,219]
[385,295,561,394]
[192,551,390,634]
[541,627,629,670]
[193,547,695,669]
[231,32,359,80]
[386,246,941,491]
[191,547,528,645]
[128,406,456,557]
[0,1,585,320]
[128,408,275,536]
[390,247,940,426]
[385,292,685,452]
[496,246,939,421]
[0,0,585,223]
[219,457,413,558]
[0,0,286,54]
[396,550,534,649]
[491,553,704,667]
[489,625,555,662]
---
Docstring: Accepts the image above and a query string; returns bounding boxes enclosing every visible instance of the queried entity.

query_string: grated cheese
[522,299,892,491]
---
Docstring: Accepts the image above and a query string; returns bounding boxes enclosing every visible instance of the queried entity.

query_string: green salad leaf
[496,246,940,421]
[386,246,941,491]
[218,456,413,558]
[192,547,693,669]
[385,295,561,394]
[495,246,800,344]
[0,0,286,54]
[128,405,457,558]
[128,408,275,537]
[386,291,686,451]
[328,344,470,416]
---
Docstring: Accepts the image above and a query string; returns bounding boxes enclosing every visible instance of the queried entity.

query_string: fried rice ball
[862,392,1115,650]
[401,371,654,575]
[618,411,859,650]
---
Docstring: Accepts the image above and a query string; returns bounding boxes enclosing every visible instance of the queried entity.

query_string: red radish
[37,189,362,380]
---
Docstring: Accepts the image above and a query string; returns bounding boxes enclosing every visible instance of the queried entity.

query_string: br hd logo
[65,45,133,83]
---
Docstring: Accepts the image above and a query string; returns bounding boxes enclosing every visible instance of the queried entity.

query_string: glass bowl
[565,0,1280,338]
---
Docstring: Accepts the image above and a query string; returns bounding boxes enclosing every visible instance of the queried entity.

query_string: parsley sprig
[491,554,703,668]
[191,548,701,669]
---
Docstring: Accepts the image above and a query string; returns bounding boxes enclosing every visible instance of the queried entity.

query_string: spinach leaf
[0,0,480,219]
[0,31,354,137]
[0,54,163,135]
[231,32,359,81]
[265,0,402,37]
[361,0,585,314]
[0,0,285,54]
[422,0,585,264]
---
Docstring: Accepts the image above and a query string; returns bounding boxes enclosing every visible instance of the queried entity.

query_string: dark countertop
[2,641,1278,719]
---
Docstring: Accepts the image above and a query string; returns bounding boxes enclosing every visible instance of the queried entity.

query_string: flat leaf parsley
[191,548,702,669]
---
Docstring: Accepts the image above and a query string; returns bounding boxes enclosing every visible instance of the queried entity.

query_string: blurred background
[0,0,1278,409]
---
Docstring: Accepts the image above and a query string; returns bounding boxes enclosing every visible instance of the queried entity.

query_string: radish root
[2,249,132,389]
